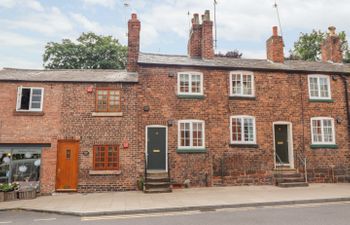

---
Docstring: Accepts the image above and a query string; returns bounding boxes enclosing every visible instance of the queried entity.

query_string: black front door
[147,127,166,170]
[275,125,289,164]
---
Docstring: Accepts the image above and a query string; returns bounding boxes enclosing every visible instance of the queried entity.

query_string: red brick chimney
[201,10,214,59]
[321,26,343,63]
[266,26,284,63]
[127,13,141,72]
[187,10,214,59]
[188,13,202,58]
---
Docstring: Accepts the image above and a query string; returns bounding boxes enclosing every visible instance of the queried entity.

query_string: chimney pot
[131,13,137,20]
[272,26,278,36]
[204,10,210,21]
[193,13,199,24]
[328,26,336,36]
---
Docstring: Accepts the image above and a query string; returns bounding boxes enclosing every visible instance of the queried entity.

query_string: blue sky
[0,0,349,68]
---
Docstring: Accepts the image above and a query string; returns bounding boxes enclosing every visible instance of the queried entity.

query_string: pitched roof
[138,52,350,74]
[0,68,138,83]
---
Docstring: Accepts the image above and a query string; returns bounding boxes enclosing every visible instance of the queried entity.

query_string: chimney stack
[321,26,343,63]
[266,26,284,63]
[127,13,141,72]
[187,10,214,59]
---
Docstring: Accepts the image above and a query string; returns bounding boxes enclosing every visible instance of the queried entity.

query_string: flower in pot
[1,183,19,201]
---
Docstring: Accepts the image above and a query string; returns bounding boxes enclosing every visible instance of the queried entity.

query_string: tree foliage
[216,50,243,58]
[290,30,350,63]
[43,32,127,69]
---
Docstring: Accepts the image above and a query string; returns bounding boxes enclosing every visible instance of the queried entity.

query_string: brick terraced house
[0,10,350,193]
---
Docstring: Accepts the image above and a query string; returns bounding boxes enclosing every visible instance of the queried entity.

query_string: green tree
[290,30,350,63]
[43,32,127,69]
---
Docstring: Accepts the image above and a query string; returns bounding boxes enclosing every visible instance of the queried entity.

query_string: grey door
[275,125,289,164]
[147,127,166,170]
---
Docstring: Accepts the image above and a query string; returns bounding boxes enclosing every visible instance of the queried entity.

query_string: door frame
[56,139,79,191]
[272,122,294,169]
[145,125,168,172]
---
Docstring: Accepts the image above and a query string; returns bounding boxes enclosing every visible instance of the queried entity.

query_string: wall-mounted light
[168,71,176,78]
[332,75,338,81]
[336,116,342,124]
[167,120,174,126]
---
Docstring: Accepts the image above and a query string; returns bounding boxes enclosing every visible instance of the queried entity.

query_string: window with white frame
[177,72,203,95]
[308,75,331,100]
[230,116,256,144]
[311,117,335,145]
[229,71,254,97]
[16,87,44,111]
[178,120,205,148]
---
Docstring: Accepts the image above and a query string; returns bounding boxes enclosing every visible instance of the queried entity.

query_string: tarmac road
[1,201,350,225]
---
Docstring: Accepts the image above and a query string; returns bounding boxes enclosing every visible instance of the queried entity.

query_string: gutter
[341,75,350,138]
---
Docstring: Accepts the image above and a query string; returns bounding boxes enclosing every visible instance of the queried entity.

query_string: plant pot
[4,192,17,201]
[18,190,36,200]
[0,192,4,202]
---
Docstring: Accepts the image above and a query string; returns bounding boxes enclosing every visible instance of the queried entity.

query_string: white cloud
[0,55,41,69]
[1,7,74,36]
[70,13,101,33]
[0,0,44,11]
[0,31,39,46]
[81,0,116,8]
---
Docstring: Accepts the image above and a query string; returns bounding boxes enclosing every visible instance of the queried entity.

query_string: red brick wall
[0,82,63,193]
[60,83,140,192]
[138,66,350,187]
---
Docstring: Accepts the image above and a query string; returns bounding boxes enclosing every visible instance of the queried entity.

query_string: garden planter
[0,192,4,202]
[18,190,36,200]
[4,192,17,201]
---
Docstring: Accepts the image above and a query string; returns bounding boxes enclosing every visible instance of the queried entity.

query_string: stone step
[145,177,170,182]
[278,182,309,188]
[144,182,171,188]
[144,187,172,193]
[274,172,304,178]
[276,177,305,184]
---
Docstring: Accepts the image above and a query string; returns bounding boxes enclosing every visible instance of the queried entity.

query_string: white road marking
[81,211,201,221]
[33,218,57,222]
[0,221,12,224]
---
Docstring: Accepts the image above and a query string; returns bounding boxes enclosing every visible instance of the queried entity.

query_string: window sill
[229,144,259,148]
[176,148,207,153]
[91,112,123,117]
[310,144,338,149]
[229,96,256,100]
[309,99,334,103]
[177,94,205,99]
[89,170,121,175]
[13,111,44,116]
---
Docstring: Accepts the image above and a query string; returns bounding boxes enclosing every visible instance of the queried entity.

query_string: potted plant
[18,187,36,200]
[1,183,19,201]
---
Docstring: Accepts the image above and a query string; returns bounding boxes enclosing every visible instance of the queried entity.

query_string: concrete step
[274,173,304,179]
[276,177,305,183]
[278,182,309,188]
[144,187,172,193]
[145,177,170,182]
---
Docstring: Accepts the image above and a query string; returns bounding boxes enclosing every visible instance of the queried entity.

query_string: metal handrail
[275,153,284,166]
[296,152,308,183]
[144,153,147,190]
[167,152,171,183]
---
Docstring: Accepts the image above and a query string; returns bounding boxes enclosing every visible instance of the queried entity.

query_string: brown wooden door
[56,140,79,191]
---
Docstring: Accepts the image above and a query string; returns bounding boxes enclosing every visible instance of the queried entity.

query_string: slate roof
[0,68,138,83]
[138,52,350,74]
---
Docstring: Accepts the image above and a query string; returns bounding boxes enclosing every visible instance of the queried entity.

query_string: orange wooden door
[56,140,79,191]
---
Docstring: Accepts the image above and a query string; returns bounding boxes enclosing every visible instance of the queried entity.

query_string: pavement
[1,184,350,216]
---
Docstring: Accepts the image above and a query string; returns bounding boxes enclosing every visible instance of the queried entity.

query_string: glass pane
[180,122,190,147]
[232,118,242,141]
[243,118,254,142]
[309,77,319,97]
[180,74,189,93]
[31,102,41,109]
[20,88,31,110]
[319,78,329,98]
[232,74,242,95]
[97,90,108,111]
[243,74,252,95]
[312,120,323,143]
[323,119,333,143]
[32,89,42,95]
[191,75,201,93]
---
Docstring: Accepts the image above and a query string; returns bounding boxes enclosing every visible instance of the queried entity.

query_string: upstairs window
[178,120,205,149]
[16,87,44,112]
[96,89,121,112]
[230,116,256,144]
[177,72,203,95]
[308,75,331,100]
[93,145,119,170]
[311,117,335,145]
[230,71,255,97]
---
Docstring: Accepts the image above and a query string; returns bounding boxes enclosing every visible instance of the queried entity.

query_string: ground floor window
[311,117,335,144]
[0,148,41,188]
[93,145,119,170]
[178,120,205,149]
[230,115,256,144]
